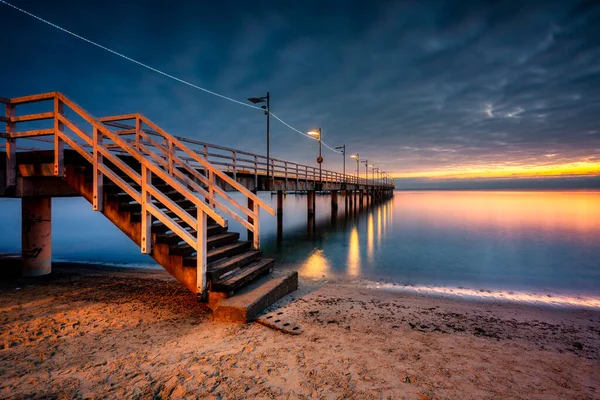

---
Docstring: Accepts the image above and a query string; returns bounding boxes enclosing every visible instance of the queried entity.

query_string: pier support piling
[21,197,52,277]
[277,190,283,216]
[307,190,315,216]
[331,190,338,211]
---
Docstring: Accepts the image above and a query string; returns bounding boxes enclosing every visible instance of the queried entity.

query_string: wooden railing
[98,114,275,249]
[1,92,276,296]
[98,120,394,190]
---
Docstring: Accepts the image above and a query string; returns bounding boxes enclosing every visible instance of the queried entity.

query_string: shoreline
[22,260,600,310]
[1,262,599,398]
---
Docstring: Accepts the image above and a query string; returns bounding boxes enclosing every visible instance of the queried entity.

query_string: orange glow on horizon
[392,161,600,180]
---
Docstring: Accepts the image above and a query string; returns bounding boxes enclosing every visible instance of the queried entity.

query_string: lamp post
[335,145,346,183]
[351,153,359,185]
[370,164,376,186]
[361,160,368,187]
[247,92,270,189]
[307,128,322,185]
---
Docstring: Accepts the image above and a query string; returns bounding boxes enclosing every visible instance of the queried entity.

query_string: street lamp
[307,128,322,184]
[248,92,270,189]
[361,160,368,187]
[335,145,346,183]
[351,153,359,184]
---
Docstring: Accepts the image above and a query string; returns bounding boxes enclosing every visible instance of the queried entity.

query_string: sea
[1,190,599,308]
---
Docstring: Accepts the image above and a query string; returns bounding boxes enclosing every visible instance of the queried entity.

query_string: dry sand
[0,263,599,399]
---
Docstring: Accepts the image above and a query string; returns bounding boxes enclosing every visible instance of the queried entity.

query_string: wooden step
[119,198,196,213]
[154,224,224,244]
[206,250,262,280]
[130,206,197,222]
[210,258,275,293]
[183,241,251,266]
[169,232,239,256]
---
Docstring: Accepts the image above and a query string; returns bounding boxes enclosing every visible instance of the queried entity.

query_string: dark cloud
[1,0,599,188]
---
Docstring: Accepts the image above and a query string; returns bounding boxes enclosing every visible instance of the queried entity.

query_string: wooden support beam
[0,96,9,104]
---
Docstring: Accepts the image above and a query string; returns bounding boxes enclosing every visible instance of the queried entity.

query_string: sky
[1,0,599,189]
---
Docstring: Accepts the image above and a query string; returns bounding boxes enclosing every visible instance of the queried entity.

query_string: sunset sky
[1,0,599,188]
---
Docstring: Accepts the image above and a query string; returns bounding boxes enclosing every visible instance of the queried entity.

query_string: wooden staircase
[1,92,297,321]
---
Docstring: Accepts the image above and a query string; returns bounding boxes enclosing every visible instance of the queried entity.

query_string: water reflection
[262,190,600,300]
[348,227,361,277]
[367,212,374,263]
[299,248,330,278]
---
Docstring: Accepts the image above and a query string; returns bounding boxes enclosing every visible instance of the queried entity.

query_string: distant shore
[1,262,598,399]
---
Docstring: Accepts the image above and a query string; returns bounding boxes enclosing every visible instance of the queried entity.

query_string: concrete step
[212,271,299,322]
[207,250,262,280]
[211,258,274,293]
[183,241,251,266]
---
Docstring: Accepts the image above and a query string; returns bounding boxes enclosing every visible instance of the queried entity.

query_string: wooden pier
[0,92,394,321]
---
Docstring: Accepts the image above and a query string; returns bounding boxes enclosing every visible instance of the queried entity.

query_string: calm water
[1,190,599,304]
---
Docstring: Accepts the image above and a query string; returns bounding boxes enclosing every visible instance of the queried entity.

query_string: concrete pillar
[21,197,52,277]
[307,190,315,216]
[277,190,284,216]
[331,190,338,210]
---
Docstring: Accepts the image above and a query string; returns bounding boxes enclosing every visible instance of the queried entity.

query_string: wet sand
[1,263,599,399]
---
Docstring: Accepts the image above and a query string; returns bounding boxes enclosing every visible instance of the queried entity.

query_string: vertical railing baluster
[141,165,152,254]
[196,208,207,299]
[92,127,103,211]
[53,96,64,177]
[5,103,16,188]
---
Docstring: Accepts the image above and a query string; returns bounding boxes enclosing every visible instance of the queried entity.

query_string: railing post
[92,127,104,211]
[196,209,207,298]
[271,158,275,189]
[252,202,260,249]
[208,170,215,207]
[232,150,237,180]
[296,164,299,191]
[53,96,64,177]
[284,161,288,191]
[253,155,258,190]
[5,103,16,188]
[140,165,152,254]
[135,116,141,151]
[168,139,174,176]
[203,144,208,159]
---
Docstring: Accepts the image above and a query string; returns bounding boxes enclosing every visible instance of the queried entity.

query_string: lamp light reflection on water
[299,248,330,278]
[348,227,361,277]
[367,212,374,263]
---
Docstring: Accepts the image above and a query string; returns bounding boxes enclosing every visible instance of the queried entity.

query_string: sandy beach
[1,263,599,399]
